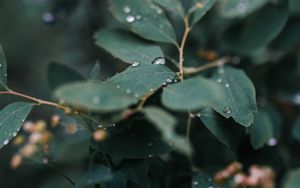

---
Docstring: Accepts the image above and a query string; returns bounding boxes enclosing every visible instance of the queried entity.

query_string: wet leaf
[153,0,185,19]
[0,45,8,90]
[0,102,34,149]
[189,0,216,27]
[212,66,257,127]
[109,0,178,46]
[89,62,101,81]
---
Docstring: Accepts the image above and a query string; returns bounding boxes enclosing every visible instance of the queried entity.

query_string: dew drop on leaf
[123,6,131,13]
[193,181,199,185]
[3,139,9,145]
[126,15,135,23]
[131,61,141,67]
[216,78,222,83]
[126,88,131,94]
[267,138,278,146]
[223,106,232,114]
[166,78,172,83]
[0,64,2,68]
[42,11,56,24]
[225,83,230,88]
[152,57,165,65]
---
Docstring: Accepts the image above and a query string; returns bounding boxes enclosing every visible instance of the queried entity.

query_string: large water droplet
[12,132,17,137]
[267,138,277,146]
[152,57,165,65]
[131,61,140,67]
[223,106,232,114]
[225,83,230,88]
[3,139,9,145]
[166,78,173,83]
[123,6,131,13]
[126,15,135,23]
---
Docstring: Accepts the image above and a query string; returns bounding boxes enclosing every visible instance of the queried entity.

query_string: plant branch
[0,90,66,110]
[178,15,191,80]
[183,57,231,75]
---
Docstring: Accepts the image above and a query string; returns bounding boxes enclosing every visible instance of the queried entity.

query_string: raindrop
[166,78,173,83]
[4,73,7,77]
[97,125,103,128]
[225,83,230,88]
[152,57,165,65]
[12,132,17,137]
[0,64,2,68]
[123,6,131,13]
[135,14,142,20]
[196,113,201,117]
[3,139,9,145]
[148,154,153,157]
[131,61,140,67]
[150,88,154,92]
[190,113,196,118]
[92,96,100,104]
[134,93,140,98]
[126,89,131,94]
[216,78,222,83]
[157,8,163,14]
[223,106,232,114]
[193,181,199,185]
[267,138,278,146]
[42,11,56,24]
[126,15,135,23]
[116,85,120,89]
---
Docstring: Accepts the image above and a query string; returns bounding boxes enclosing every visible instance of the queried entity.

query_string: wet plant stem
[0,90,65,110]
[178,15,191,80]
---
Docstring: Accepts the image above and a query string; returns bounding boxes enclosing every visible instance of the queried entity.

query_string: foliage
[0,0,300,187]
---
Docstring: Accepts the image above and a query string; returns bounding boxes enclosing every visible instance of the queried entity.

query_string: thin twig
[0,90,65,110]
[183,57,231,75]
[186,112,192,143]
[178,16,191,80]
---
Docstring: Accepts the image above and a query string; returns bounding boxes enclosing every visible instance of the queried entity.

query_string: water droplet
[218,67,224,74]
[135,14,142,20]
[148,154,153,157]
[4,73,7,77]
[267,138,277,146]
[223,106,232,114]
[225,83,230,88]
[193,181,199,185]
[116,85,120,89]
[131,61,140,67]
[150,88,154,92]
[126,89,131,94]
[97,125,103,128]
[190,113,196,118]
[157,8,163,14]
[12,132,17,137]
[42,11,56,24]
[123,6,131,13]
[134,93,140,98]
[152,57,165,65]
[0,64,2,68]
[196,113,201,117]
[126,15,135,23]
[166,78,172,83]
[216,78,222,83]
[92,96,100,104]
[3,139,9,145]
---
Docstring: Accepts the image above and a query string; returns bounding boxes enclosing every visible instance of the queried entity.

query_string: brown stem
[178,16,191,80]
[0,90,65,110]
[183,57,231,75]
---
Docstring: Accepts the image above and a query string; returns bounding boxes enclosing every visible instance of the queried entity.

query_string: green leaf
[109,0,178,46]
[120,160,150,188]
[162,76,223,111]
[223,4,288,54]
[108,63,175,98]
[54,81,138,112]
[0,45,8,90]
[95,29,165,65]
[0,102,34,149]
[199,108,240,150]
[289,0,300,13]
[212,66,257,127]
[89,62,101,81]
[96,123,173,159]
[75,165,113,188]
[248,110,274,149]
[192,170,232,188]
[283,168,300,188]
[189,0,216,27]
[292,116,300,141]
[218,0,267,18]
[48,62,85,90]
[153,0,185,19]
[143,106,192,155]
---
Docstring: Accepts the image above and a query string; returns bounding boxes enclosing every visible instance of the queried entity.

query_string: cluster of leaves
[1,0,300,187]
